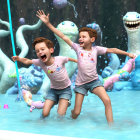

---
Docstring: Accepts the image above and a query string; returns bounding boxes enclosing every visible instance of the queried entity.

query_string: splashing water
[67,1,78,18]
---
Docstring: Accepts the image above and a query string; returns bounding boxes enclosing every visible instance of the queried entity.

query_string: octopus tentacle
[0,19,10,37]
[0,48,16,93]
[16,20,42,57]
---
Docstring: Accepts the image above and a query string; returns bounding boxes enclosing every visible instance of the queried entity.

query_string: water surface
[0,90,140,140]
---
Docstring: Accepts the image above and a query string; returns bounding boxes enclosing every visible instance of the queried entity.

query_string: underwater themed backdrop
[0,0,140,96]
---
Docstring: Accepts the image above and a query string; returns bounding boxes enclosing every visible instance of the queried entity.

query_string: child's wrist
[45,21,49,25]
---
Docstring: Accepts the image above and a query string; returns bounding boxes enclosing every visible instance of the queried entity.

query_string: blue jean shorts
[74,79,103,96]
[45,86,72,104]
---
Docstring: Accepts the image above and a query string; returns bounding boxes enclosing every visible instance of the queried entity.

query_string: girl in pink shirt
[12,37,77,118]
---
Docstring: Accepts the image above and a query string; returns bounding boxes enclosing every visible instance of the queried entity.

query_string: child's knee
[104,98,111,107]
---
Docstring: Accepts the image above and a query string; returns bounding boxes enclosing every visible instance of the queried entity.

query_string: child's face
[35,42,54,63]
[79,31,95,48]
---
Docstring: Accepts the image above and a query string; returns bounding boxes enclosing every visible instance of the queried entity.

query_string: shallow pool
[0,90,140,140]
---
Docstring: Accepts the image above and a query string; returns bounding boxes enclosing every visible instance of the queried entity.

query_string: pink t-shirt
[71,43,107,85]
[32,56,71,89]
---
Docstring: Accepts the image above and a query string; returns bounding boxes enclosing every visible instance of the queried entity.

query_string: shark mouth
[124,20,140,30]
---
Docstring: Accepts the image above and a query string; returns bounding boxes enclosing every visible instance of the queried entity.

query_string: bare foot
[71,110,78,119]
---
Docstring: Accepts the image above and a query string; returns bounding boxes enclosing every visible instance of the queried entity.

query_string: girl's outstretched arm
[106,48,136,59]
[36,10,73,47]
[12,56,33,65]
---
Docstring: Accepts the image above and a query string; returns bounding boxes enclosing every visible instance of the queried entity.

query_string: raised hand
[36,10,50,24]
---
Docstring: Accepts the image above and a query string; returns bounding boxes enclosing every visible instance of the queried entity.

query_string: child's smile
[35,42,54,65]
[79,31,92,49]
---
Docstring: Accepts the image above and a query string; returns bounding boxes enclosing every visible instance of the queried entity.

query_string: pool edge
[0,130,103,140]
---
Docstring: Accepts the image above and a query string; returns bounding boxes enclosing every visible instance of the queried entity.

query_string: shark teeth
[124,20,140,30]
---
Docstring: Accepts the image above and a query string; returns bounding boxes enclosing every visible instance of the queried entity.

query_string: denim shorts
[45,86,72,105]
[74,79,103,96]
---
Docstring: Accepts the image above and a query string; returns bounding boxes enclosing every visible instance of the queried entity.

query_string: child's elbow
[107,48,117,53]
[26,61,32,65]
[75,60,78,63]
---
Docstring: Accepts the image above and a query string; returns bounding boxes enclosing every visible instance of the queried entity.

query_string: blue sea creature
[131,55,140,89]
[6,65,44,95]
[86,22,102,46]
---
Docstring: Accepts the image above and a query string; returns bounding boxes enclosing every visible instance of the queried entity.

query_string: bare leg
[71,93,84,119]
[57,98,69,116]
[42,99,55,117]
[92,86,113,124]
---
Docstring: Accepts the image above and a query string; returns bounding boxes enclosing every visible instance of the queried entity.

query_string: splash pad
[1,0,140,139]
